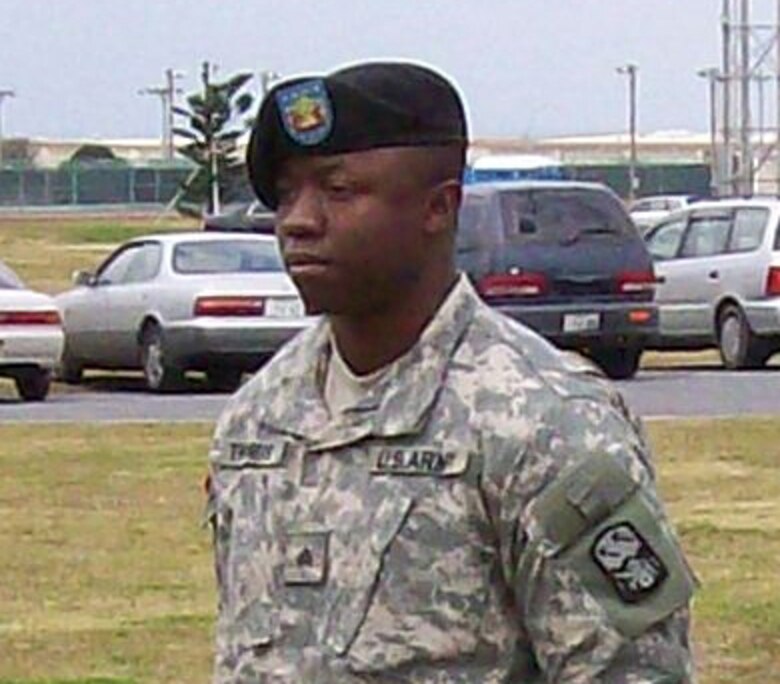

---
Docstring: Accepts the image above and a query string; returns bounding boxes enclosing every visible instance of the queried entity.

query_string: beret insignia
[276,79,333,146]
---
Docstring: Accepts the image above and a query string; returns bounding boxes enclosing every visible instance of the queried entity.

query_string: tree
[66,144,122,165]
[173,62,254,215]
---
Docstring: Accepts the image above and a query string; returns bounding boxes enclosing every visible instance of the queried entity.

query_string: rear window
[0,261,24,289]
[172,240,284,274]
[499,188,634,244]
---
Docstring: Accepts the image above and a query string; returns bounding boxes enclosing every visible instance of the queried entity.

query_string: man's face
[274,148,435,316]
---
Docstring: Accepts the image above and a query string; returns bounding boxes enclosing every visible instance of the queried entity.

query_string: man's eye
[325,183,353,199]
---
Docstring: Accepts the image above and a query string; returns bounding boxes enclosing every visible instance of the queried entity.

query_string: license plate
[266,297,305,318]
[563,312,601,333]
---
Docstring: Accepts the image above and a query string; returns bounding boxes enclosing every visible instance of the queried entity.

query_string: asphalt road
[1,367,778,423]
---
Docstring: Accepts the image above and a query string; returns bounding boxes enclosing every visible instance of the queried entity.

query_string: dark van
[457,181,658,379]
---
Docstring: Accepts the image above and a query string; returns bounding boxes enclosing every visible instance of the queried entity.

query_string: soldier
[206,60,697,682]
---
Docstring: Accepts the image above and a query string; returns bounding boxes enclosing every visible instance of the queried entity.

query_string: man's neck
[329,270,458,376]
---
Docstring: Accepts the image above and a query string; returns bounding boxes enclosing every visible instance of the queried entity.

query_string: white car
[645,198,780,368]
[629,195,699,233]
[0,259,64,401]
[55,232,312,392]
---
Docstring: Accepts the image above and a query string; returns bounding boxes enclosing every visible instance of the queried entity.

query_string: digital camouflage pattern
[207,274,696,683]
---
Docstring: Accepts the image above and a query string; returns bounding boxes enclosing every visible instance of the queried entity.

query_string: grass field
[0,216,197,294]
[0,419,778,683]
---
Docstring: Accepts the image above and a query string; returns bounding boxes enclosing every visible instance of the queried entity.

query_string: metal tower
[718,0,780,195]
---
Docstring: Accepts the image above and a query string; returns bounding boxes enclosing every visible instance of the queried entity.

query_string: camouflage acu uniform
[207,274,696,683]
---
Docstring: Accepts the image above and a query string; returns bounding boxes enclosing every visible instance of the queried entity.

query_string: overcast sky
[0,0,744,141]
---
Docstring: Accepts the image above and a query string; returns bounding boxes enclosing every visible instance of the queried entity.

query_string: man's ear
[424,180,462,235]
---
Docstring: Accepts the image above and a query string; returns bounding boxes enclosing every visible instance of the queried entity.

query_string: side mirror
[73,270,96,287]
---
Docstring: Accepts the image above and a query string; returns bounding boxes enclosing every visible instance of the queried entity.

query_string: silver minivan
[645,198,780,368]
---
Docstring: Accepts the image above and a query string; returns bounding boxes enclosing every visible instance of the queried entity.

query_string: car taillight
[616,270,657,294]
[0,310,61,325]
[766,266,780,296]
[194,296,266,316]
[477,272,549,299]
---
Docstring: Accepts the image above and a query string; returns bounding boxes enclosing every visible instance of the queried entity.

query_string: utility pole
[202,61,220,215]
[0,89,16,165]
[698,68,721,195]
[616,63,639,203]
[259,70,281,99]
[139,68,184,160]
[739,0,753,195]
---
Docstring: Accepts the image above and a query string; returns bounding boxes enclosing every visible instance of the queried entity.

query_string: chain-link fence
[0,162,195,207]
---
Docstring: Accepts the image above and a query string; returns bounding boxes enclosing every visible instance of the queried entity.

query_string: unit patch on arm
[591,522,668,603]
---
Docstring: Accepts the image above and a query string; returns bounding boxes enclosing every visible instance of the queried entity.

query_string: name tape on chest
[372,447,469,477]
[221,440,287,468]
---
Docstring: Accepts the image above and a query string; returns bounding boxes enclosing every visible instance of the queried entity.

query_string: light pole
[139,68,184,159]
[0,89,16,165]
[697,67,721,195]
[616,63,639,203]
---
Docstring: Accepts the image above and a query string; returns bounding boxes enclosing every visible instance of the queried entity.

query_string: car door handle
[708,270,719,280]
[655,276,666,284]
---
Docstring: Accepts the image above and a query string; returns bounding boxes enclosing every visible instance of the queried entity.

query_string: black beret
[246,61,468,209]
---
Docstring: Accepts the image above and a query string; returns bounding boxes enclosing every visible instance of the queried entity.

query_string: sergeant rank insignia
[276,79,333,146]
[591,522,668,603]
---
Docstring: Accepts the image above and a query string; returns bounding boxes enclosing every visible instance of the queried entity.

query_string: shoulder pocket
[532,456,697,637]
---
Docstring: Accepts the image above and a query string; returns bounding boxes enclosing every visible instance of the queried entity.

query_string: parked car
[55,232,312,392]
[456,181,658,379]
[0,259,64,401]
[629,194,700,234]
[644,198,780,368]
[202,200,275,234]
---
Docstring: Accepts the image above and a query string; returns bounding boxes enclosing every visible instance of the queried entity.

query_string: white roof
[471,153,562,170]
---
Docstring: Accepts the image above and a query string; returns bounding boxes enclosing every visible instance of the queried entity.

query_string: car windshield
[0,260,24,289]
[172,240,284,274]
[499,188,633,244]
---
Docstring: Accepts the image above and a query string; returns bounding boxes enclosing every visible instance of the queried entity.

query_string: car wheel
[59,350,84,384]
[590,346,642,380]
[717,304,770,370]
[206,366,244,393]
[15,368,51,401]
[141,324,184,392]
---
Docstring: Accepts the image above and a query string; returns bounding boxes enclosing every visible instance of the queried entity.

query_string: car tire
[590,346,642,380]
[59,350,84,385]
[206,366,244,393]
[141,324,185,392]
[15,368,51,401]
[717,304,770,370]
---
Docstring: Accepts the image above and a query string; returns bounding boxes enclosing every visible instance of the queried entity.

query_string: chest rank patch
[372,447,469,477]
[283,531,329,586]
[226,440,286,467]
[591,522,669,603]
[275,79,333,146]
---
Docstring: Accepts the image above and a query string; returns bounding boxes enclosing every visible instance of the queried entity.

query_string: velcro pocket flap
[532,455,639,556]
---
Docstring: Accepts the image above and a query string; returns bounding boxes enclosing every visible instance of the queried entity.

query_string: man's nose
[277,188,324,239]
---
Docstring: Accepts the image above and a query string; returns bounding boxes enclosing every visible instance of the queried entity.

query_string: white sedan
[0,259,64,401]
[55,232,312,392]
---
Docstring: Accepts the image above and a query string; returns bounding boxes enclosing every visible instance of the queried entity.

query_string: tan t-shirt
[324,336,391,415]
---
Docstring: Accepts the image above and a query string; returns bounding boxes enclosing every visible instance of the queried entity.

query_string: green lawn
[0,420,778,682]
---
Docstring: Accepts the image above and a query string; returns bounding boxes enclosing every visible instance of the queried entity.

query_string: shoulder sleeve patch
[529,455,697,636]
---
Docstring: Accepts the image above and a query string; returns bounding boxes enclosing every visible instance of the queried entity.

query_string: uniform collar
[255,273,478,449]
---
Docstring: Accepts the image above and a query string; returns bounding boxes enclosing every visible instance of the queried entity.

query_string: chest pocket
[321,476,494,671]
